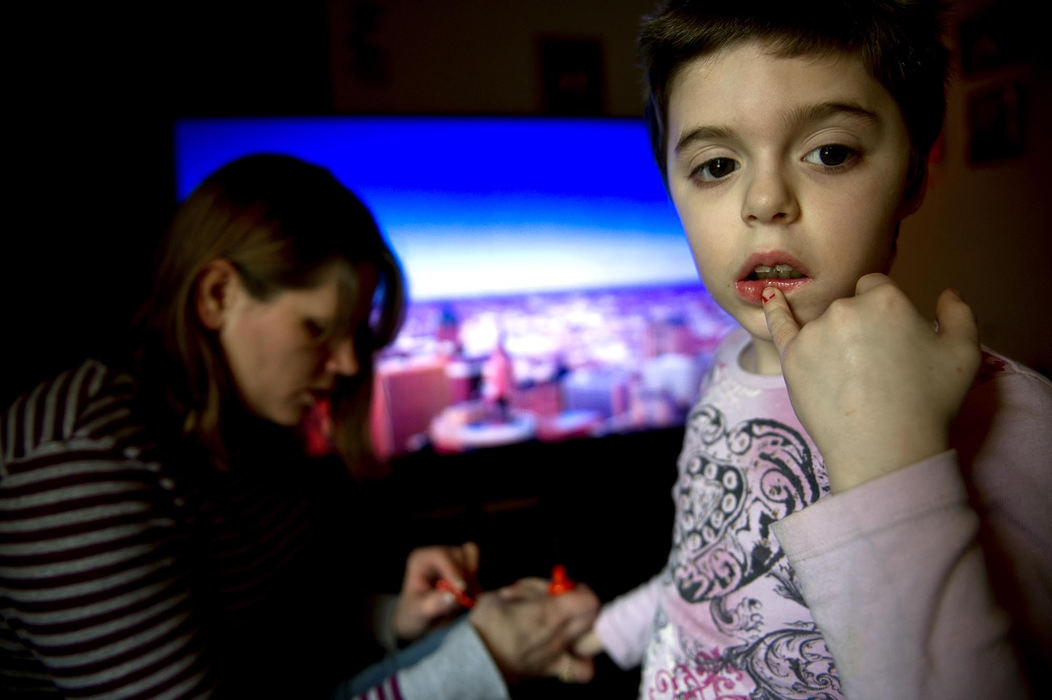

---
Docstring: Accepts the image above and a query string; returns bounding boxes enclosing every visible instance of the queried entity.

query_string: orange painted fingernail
[436,578,475,608]
[549,565,576,595]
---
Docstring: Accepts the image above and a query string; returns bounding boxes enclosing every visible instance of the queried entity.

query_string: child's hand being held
[762,273,981,493]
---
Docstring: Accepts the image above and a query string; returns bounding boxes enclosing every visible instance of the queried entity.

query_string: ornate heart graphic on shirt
[671,405,822,602]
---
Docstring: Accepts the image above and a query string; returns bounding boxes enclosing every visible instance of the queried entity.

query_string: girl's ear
[898,168,929,219]
[195,259,240,330]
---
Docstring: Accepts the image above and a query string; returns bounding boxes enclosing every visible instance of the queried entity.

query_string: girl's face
[218,263,376,426]
[664,41,920,372]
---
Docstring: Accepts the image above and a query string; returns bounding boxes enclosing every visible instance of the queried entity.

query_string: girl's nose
[741,163,800,226]
[326,337,359,377]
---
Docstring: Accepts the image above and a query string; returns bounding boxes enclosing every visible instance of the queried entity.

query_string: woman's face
[217,263,376,426]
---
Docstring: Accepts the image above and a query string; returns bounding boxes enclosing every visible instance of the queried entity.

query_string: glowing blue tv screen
[173,117,735,458]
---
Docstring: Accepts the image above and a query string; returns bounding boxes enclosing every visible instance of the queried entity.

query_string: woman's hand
[391,542,479,642]
[469,577,600,684]
[762,273,981,493]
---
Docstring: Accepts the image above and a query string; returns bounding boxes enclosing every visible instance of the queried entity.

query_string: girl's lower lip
[735,278,811,304]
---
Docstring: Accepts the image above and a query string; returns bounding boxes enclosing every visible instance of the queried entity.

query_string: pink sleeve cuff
[595,575,663,669]
[772,449,964,557]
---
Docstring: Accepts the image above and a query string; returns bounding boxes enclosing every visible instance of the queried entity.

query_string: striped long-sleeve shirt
[2,360,221,697]
[1,360,509,700]
[0,360,385,698]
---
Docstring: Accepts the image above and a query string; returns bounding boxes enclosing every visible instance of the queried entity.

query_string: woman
[0,155,597,698]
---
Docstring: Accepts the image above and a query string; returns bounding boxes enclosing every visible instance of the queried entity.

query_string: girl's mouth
[735,254,812,304]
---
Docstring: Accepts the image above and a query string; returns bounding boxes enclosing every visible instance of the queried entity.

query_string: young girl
[577,2,1052,698]
[0,154,598,698]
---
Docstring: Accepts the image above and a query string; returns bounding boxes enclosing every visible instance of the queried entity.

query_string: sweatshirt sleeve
[350,619,509,700]
[594,573,663,669]
[772,357,1052,700]
[772,451,1028,699]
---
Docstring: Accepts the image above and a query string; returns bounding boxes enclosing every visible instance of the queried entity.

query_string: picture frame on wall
[537,37,605,115]
[958,0,1032,77]
[967,82,1025,163]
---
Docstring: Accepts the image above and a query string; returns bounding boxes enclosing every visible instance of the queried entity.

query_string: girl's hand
[392,542,479,641]
[469,577,599,684]
[761,273,981,493]
[572,628,604,658]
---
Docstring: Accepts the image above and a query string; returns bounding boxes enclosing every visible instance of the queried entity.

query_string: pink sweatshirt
[596,328,1052,699]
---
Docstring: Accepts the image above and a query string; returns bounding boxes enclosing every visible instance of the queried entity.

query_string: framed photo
[967,82,1025,163]
[959,1,1032,76]
[537,37,605,115]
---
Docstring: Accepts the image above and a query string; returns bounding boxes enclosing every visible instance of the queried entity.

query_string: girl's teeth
[751,264,803,280]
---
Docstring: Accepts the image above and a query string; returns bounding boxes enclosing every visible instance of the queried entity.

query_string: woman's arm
[0,444,216,698]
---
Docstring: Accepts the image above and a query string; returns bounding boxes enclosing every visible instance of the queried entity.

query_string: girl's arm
[772,450,1032,698]
[762,275,1050,697]
[585,573,665,669]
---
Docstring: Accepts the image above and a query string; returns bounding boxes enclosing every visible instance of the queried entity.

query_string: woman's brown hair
[135,154,405,471]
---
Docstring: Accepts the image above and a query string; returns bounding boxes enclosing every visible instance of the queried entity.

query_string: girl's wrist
[823,426,949,493]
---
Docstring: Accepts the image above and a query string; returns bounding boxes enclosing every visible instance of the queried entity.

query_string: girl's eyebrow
[674,125,736,156]
[673,101,882,157]
[783,101,882,130]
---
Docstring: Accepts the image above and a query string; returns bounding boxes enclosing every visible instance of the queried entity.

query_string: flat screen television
[173,116,736,460]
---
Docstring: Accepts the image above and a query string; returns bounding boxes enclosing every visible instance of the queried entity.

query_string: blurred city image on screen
[173,116,736,459]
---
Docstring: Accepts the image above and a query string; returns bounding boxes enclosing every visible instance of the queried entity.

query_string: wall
[4,3,336,406]
[327,0,661,116]
[895,0,1052,375]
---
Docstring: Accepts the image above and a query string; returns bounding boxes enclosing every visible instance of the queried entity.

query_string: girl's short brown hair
[639,0,949,199]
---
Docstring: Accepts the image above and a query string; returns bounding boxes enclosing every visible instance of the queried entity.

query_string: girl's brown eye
[693,157,739,181]
[304,319,326,338]
[819,145,849,165]
[804,144,857,168]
